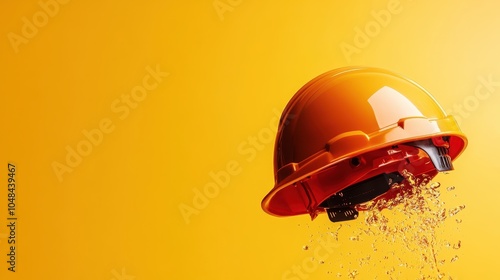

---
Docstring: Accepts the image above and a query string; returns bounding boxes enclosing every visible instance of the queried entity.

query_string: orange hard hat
[261,67,467,222]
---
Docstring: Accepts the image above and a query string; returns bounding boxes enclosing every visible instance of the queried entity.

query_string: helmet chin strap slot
[320,172,404,222]
[406,138,453,172]
[326,208,359,222]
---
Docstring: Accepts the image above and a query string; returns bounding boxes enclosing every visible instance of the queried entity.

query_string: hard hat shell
[262,67,467,220]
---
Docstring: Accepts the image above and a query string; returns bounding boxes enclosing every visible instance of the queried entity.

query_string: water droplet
[453,240,461,250]
[446,186,455,191]
[348,269,358,279]
[430,182,441,189]
[437,208,447,221]
[302,245,309,251]
[349,235,360,241]
[449,205,465,216]
[319,260,325,264]
[450,255,459,263]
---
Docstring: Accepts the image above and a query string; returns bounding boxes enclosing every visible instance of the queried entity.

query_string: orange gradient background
[1,1,499,279]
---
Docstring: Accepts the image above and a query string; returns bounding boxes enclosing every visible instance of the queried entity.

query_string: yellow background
[1,0,499,279]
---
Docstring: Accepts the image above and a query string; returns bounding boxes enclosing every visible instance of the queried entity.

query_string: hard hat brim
[262,115,467,217]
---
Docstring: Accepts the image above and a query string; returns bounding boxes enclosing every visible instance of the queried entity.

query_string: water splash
[302,169,464,279]
[358,170,465,278]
